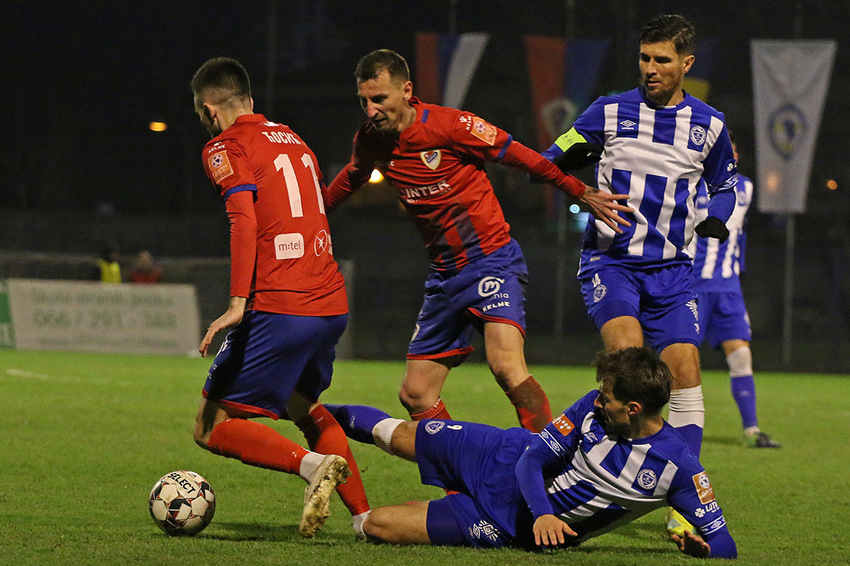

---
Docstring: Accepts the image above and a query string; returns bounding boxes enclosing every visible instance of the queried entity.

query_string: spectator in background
[92,242,122,283]
[130,250,163,284]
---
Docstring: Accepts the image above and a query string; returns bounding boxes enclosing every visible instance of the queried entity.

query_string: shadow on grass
[200,522,349,544]
[703,434,745,447]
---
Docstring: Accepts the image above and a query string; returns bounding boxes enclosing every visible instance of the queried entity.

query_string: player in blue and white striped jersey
[542,15,737,462]
[324,348,737,559]
[691,136,780,448]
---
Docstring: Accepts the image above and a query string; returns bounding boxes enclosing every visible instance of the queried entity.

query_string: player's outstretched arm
[670,530,711,559]
[579,186,633,233]
[533,514,577,547]
[199,296,247,357]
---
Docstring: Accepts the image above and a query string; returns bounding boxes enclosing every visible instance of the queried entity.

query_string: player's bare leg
[483,321,552,431]
[399,358,453,420]
[362,501,431,544]
[599,315,644,351]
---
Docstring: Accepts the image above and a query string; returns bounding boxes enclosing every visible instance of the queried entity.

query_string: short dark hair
[639,14,696,56]
[191,57,252,108]
[355,49,410,83]
[595,348,672,415]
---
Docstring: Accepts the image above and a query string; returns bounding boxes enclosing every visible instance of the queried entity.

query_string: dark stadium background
[2,0,849,371]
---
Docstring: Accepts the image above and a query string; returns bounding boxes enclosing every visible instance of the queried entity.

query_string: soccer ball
[149,470,216,536]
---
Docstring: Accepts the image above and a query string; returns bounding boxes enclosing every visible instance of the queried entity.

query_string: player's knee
[398,383,434,413]
[362,507,393,542]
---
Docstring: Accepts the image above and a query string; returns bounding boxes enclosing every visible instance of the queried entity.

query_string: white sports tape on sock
[726,346,753,378]
[372,418,405,455]
[668,385,705,428]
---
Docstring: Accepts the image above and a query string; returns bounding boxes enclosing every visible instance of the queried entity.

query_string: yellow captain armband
[554,128,589,152]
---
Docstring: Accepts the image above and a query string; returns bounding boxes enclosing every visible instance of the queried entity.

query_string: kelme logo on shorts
[477,276,504,297]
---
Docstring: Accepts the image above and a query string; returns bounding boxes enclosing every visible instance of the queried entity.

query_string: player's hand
[199,297,247,358]
[671,529,711,558]
[533,514,577,548]
[579,186,633,233]
[695,216,730,243]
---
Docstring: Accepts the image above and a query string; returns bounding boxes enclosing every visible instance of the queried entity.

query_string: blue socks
[323,404,392,445]
[730,375,758,429]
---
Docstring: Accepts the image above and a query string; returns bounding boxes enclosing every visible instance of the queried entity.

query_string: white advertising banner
[751,40,836,213]
[2,279,200,356]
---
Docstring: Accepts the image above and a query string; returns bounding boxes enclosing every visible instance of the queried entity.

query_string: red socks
[296,404,370,516]
[506,375,553,432]
[409,397,452,420]
[207,417,308,474]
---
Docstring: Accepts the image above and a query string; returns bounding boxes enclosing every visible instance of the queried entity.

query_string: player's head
[594,347,672,434]
[355,49,410,84]
[191,57,253,136]
[638,15,695,106]
[354,49,415,135]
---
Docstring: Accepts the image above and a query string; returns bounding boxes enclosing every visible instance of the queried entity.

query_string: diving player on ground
[326,348,737,558]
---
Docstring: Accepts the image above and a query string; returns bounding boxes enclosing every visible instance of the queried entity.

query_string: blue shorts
[697,291,752,349]
[416,419,535,548]
[203,310,347,419]
[408,239,528,361]
[579,263,699,351]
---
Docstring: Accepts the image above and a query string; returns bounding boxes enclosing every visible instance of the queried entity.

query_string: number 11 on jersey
[274,152,326,217]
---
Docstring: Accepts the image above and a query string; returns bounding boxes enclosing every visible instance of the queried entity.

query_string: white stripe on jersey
[695,177,752,282]
[594,104,727,260]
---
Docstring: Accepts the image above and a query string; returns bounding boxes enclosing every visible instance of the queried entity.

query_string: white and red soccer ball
[149,470,215,536]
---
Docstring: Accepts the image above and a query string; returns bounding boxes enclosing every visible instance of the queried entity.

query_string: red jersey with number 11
[201,114,347,316]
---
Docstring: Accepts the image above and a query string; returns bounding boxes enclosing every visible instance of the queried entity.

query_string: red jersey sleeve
[225,190,257,298]
[443,111,585,198]
[501,141,586,198]
[325,124,394,209]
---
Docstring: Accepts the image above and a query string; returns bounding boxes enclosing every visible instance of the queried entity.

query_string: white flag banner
[751,40,836,213]
[442,33,489,109]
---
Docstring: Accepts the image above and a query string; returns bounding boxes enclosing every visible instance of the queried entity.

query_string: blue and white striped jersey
[516,391,735,557]
[691,175,753,293]
[545,88,737,272]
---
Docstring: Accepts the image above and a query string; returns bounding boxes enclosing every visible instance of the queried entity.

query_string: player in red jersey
[190,57,370,538]
[325,50,631,432]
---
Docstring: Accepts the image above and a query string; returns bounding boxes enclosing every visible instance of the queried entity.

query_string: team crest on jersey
[420,150,441,170]
[553,414,575,436]
[208,150,234,183]
[593,284,607,303]
[470,117,497,145]
[636,468,658,490]
[692,471,716,504]
[689,125,708,147]
[424,421,445,435]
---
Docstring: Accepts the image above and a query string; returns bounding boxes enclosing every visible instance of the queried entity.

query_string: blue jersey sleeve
[542,97,607,163]
[702,124,738,194]
[515,391,596,518]
[667,464,737,559]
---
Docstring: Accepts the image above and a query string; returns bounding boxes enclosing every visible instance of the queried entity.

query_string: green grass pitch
[0,350,848,565]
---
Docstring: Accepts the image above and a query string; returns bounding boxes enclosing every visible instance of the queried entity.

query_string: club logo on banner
[751,40,836,214]
[768,104,807,159]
